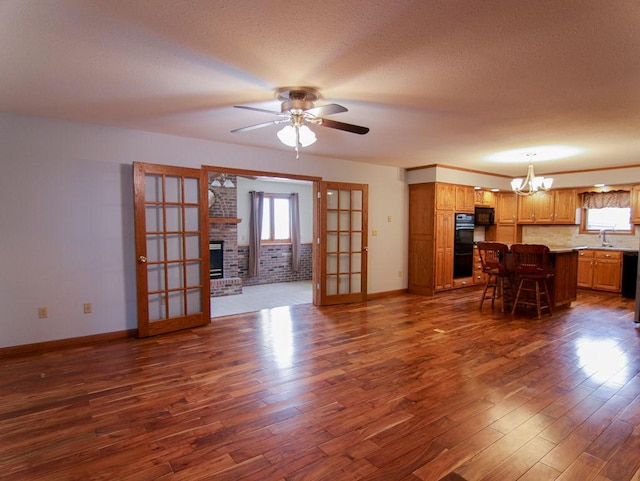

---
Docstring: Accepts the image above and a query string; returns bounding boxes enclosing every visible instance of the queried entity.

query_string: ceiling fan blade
[233,105,282,115]
[305,103,348,117]
[318,118,369,135]
[231,121,277,133]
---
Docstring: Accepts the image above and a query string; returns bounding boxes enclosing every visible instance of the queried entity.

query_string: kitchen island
[504,246,578,310]
[545,247,579,308]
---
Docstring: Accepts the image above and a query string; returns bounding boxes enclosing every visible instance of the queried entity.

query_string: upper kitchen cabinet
[436,183,456,210]
[474,190,495,207]
[632,185,640,224]
[496,192,517,224]
[455,185,475,213]
[516,189,577,224]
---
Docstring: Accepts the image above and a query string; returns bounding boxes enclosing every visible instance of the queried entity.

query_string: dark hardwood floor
[1,288,639,480]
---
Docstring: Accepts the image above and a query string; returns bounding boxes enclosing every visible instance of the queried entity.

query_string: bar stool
[510,244,554,319]
[477,242,513,312]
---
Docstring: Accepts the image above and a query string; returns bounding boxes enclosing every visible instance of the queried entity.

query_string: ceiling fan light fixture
[277,124,317,148]
[297,125,317,147]
[277,125,297,147]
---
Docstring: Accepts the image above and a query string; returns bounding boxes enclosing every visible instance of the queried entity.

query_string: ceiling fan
[231,87,370,158]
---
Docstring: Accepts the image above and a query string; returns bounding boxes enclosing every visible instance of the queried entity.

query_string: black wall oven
[454,213,474,279]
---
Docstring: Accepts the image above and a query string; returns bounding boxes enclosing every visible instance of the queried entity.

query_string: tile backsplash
[522,225,640,250]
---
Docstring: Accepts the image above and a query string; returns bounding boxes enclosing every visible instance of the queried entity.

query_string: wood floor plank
[0,288,638,480]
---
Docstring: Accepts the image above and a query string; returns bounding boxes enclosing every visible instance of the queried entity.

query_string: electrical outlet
[38,307,48,319]
[372,229,378,236]
[83,303,92,314]
[387,215,392,222]
[398,270,402,278]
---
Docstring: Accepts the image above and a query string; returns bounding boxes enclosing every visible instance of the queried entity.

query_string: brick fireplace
[208,173,242,297]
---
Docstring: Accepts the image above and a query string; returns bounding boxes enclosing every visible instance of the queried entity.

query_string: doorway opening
[205,168,317,317]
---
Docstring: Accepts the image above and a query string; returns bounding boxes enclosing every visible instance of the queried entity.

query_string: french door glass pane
[351,253,362,272]
[339,212,350,230]
[148,293,165,321]
[165,176,182,203]
[147,264,165,291]
[339,233,350,252]
[166,234,183,261]
[339,190,351,209]
[183,178,199,203]
[327,276,338,295]
[145,175,162,202]
[185,234,200,259]
[166,205,183,231]
[184,205,199,231]
[167,263,184,289]
[339,274,350,294]
[351,274,362,293]
[146,235,164,262]
[145,205,162,232]
[168,291,185,317]
[351,190,362,210]
[185,261,201,286]
[351,233,362,251]
[187,288,201,313]
[327,211,338,230]
[351,212,362,230]
[327,190,338,209]
[339,254,350,272]
[327,254,338,274]
[327,233,338,252]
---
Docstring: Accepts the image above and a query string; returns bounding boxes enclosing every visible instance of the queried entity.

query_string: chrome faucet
[599,228,612,247]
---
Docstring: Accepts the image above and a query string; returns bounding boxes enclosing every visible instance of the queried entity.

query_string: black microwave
[474,206,495,226]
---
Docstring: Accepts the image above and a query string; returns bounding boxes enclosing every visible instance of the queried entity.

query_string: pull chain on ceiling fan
[231,87,369,159]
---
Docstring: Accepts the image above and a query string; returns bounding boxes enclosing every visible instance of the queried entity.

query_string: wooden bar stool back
[510,244,554,319]
[477,242,512,312]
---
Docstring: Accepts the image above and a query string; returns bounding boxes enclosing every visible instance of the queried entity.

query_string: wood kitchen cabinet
[496,192,517,224]
[632,185,640,224]
[409,182,464,295]
[455,185,475,213]
[577,249,622,292]
[516,189,577,224]
[436,183,456,210]
[434,209,454,290]
[473,247,485,285]
[408,183,435,295]
[474,190,495,207]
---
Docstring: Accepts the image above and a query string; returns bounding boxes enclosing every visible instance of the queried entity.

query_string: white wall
[235,178,314,245]
[0,113,407,348]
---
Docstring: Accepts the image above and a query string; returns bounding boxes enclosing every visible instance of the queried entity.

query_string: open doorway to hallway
[207,171,315,317]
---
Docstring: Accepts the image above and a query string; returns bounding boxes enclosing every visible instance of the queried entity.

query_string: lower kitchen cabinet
[577,249,622,292]
[473,247,485,285]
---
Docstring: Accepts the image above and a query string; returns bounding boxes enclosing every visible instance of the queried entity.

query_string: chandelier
[510,154,553,196]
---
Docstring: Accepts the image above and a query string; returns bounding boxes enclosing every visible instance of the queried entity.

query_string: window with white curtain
[582,190,632,233]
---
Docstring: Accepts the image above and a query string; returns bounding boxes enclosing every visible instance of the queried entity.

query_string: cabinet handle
[605,254,611,258]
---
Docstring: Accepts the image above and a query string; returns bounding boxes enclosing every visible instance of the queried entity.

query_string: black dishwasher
[621,251,638,298]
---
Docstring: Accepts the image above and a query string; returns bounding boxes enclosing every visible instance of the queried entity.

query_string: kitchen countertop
[573,246,638,253]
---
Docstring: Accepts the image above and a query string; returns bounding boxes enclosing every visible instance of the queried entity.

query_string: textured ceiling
[1,0,639,176]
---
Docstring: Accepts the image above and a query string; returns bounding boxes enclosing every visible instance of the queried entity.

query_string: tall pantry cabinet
[408,183,435,295]
[409,183,459,295]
